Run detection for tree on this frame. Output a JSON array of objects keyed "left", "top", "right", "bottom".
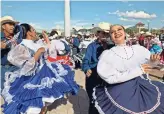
[
  {"left": 151, "top": 29, "right": 161, "bottom": 35},
  {"left": 140, "top": 28, "right": 148, "bottom": 32},
  {"left": 125, "top": 27, "right": 138, "bottom": 35},
  {"left": 125, "top": 28, "right": 132, "bottom": 35}
]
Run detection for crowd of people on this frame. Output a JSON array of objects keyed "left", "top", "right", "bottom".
[{"left": 1, "top": 16, "right": 164, "bottom": 114}]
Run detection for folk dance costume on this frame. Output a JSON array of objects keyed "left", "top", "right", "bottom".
[
  {"left": 93, "top": 45, "right": 164, "bottom": 114},
  {"left": 2, "top": 39, "right": 79, "bottom": 114},
  {"left": 47, "top": 39, "right": 75, "bottom": 68}
]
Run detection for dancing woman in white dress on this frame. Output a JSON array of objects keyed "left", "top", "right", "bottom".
[{"left": 93, "top": 24, "right": 164, "bottom": 114}]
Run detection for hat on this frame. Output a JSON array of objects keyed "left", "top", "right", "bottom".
[
  {"left": 97, "top": 29, "right": 106, "bottom": 33},
  {"left": 145, "top": 32, "right": 152, "bottom": 37},
  {"left": 78, "top": 32, "right": 83, "bottom": 35},
  {"left": 140, "top": 31, "right": 145, "bottom": 34},
  {"left": 0, "top": 16, "right": 19, "bottom": 25},
  {"left": 104, "top": 30, "right": 110, "bottom": 33}
]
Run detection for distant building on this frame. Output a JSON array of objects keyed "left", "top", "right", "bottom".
[{"left": 135, "top": 22, "right": 145, "bottom": 33}]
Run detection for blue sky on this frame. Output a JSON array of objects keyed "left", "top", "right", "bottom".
[{"left": 1, "top": 1, "right": 164, "bottom": 32}]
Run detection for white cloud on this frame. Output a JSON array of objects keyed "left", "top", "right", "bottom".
[
  {"left": 54, "top": 21, "right": 64, "bottom": 25},
  {"left": 123, "top": 25, "right": 133, "bottom": 29},
  {"left": 53, "top": 19, "right": 92, "bottom": 30},
  {"left": 109, "top": 10, "right": 120, "bottom": 15},
  {"left": 119, "top": 17, "right": 138, "bottom": 22},
  {"left": 72, "top": 20, "right": 91, "bottom": 26},
  {"left": 128, "top": 4, "right": 133, "bottom": 7},
  {"left": 7, "top": 5, "right": 12, "bottom": 8},
  {"left": 29, "top": 22, "right": 50, "bottom": 32},
  {"left": 147, "top": 20, "right": 150, "bottom": 22},
  {"left": 28, "top": 20, "right": 92, "bottom": 33},
  {"left": 109, "top": 10, "right": 157, "bottom": 19},
  {"left": 121, "top": 0, "right": 128, "bottom": 3},
  {"left": 94, "top": 18, "right": 100, "bottom": 21},
  {"left": 4, "top": 5, "right": 13, "bottom": 8},
  {"left": 54, "top": 20, "right": 88, "bottom": 26},
  {"left": 162, "top": 20, "right": 164, "bottom": 22},
  {"left": 152, "top": 27, "right": 159, "bottom": 30},
  {"left": 29, "top": 23, "right": 43, "bottom": 29}
]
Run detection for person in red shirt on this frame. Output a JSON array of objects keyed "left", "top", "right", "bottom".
[{"left": 138, "top": 34, "right": 145, "bottom": 46}]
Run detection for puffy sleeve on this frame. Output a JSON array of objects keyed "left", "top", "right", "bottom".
[
  {"left": 47, "top": 40, "right": 65, "bottom": 58},
  {"left": 7, "top": 45, "right": 36, "bottom": 75},
  {"left": 52, "top": 40, "right": 65, "bottom": 51},
  {"left": 135, "top": 45, "right": 151, "bottom": 60},
  {"left": 134, "top": 45, "right": 160, "bottom": 67},
  {"left": 97, "top": 50, "right": 144, "bottom": 84}
]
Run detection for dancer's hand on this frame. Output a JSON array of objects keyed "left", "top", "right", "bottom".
[
  {"left": 42, "top": 30, "right": 50, "bottom": 44},
  {"left": 1, "top": 41, "right": 6, "bottom": 49},
  {"left": 37, "top": 47, "right": 45, "bottom": 53},
  {"left": 150, "top": 54, "right": 161, "bottom": 62},
  {"left": 42, "top": 30, "right": 48, "bottom": 39},
  {"left": 86, "top": 69, "right": 92, "bottom": 77},
  {"left": 141, "top": 64, "right": 153, "bottom": 74},
  {"left": 34, "top": 47, "right": 45, "bottom": 62}
]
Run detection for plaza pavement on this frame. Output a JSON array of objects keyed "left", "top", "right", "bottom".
[{"left": 1, "top": 69, "right": 164, "bottom": 114}]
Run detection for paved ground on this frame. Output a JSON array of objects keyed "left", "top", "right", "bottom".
[
  {"left": 46, "top": 69, "right": 89, "bottom": 114},
  {"left": 0, "top": 69, "right": 89, "bottom": 114},
  {"left": 1, "top": 69, "right": 164, "bottom": 114}
]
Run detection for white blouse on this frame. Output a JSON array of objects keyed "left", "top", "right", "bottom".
[
  {"left": 50, "top": 40, "right": 65, "bottom": 56},
  {"left": 7, "top": 39, "right": 55, "bottom": 76},
  {"left": 97, "top": 45, "right": 151, "bottom": 84}
]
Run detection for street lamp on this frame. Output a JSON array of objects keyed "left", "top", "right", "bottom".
[{"left": 147, "top": 20, "right": 150, "bottom": 32}]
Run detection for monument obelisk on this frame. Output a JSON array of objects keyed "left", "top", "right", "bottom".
[{"left": 64, "top": 0, "right": 71, "bottom": 37}]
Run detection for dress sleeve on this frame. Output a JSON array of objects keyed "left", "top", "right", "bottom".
[
  {"left": 135, "top": 45, "right": 160, "bottom": 67},
  {"left": 137, "top": 45, "right": 151, "bottom": 60},
  {"left": 7, "top": 45, "right": 36, "bottom": 75},
  {"left": 97, "top": 50, "right": 144, "bottom": 84}
]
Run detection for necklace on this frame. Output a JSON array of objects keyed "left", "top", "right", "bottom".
[{"left": 111, "top": 46, "right": 134, "bottom": 60}]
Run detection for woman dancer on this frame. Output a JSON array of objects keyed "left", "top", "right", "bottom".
[
  {"left": 2, "top": 23, "right": 79, "bottom": 114},
  {"left": 93, "top": 24, "right": 164, "bottom": 114}
]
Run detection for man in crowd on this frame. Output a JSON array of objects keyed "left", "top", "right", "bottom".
[
  {"left": 72, "top": 34, "right": 81, "bottom": 53},
  {"left": 1, "top": 16, "right": 19, "bottom": 91},
  {"left": 72, "top": 34, "right": 82, "bottom": 69},
  {"left": 82, "top": 30, "right": 114, "bottom": 114},
  {"left": 138, "top": 33, "right": 145, "bottom": 46}
]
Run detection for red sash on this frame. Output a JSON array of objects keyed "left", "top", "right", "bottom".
[{"left": 47, "top": 55, "right": 74, "bottom": 66}]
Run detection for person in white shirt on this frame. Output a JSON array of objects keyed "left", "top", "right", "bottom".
[{"left": 93, "top": 24, "right": 164, "bottom": 114}]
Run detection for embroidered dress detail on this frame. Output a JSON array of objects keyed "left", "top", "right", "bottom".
[
  {"left": 1, "top": 41, "right": 79, "bottom": 114},
  {"left": 93, "top": 45, "right": 164, "bottom": 114}
]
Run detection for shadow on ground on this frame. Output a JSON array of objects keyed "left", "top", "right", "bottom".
[{"left": 47, "top": 86, "right": 89, "bottom": 114}]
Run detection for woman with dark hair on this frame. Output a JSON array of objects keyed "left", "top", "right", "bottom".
[
  {"left": 49, "top": 30, "right": 58, "bottom": 40},
  {"left": 93, "top": 24, "right": 164, "bottom": 114},
  {"left": 1, "top": 23, "right": 79, "bottom": 114}
]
